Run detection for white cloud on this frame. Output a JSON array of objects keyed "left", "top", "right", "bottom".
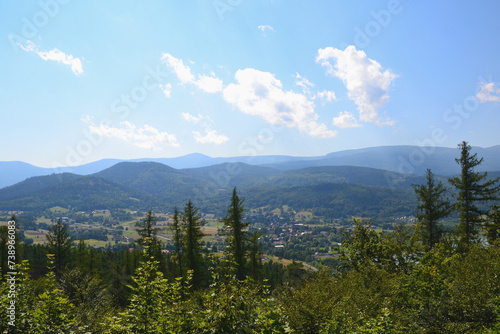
[
  {"left": 161, "top": 53, "right": 223, "bottom": 93},
  {"left": 476, "top": 82, "right": 500, "bottom": 103},
  {"left": 258, "top": 25, "right": 275, "bottom": 32},
  {"left": 332, "top": 111, "right": 361, "bottom": 128},
  {"left": 196, "top": 74, "right": 224, "bottom": 93},
  {"left": 316, "top": 45, "right": 396, "bottom": 125},
  {"left": 159, "top": 83, "right": 172, "bottom": 98},
  {"left": 88, "top": 121, "right": 179, "bottom": 150},
  {"left": 193, "top": 128, "right": 229, "bottom": 145},
  {"left": 223, "top": 68, "right": 336, "bottom": 138},
  {"left": 19, "top": 40, "right": 83, "bottom": 76},
  {"left": 80, "top": 114, "right": 94, "bottom": 124},
  {"left": 161, "top": 53, "right": 194, "bottom": 84},
  {"left": 296, "top": 73, "right": 336, "bottom": 103},
  {"left": 181, "top": 112, "right": 203, "bottom": 123},
  {"left": 315, "top": 90, "right": 336, "bottom": 102},
  {"left": 295, "top": 73, "right": 314, "bottom": 90}
]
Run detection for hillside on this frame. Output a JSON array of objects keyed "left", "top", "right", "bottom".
[
  {"left": 0, "top": 175, "right": 158, "bottom": 211},
  {"left": 0, "top": 162, "right": 428, "bottom": 218},
  {"left": 2, "top": 145, "right": 500, "bottom": 189}
]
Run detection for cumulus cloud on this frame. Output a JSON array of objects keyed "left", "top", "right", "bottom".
[
  {"left": 193, "top": 128, "right": 229, "bottom": 145},
  {"left": 88, "top": 121, "right": 179, "bottom": 150},
  {"left": 223, "top": 68, "right": 336, "bottom": 138},
  {"left": 332, "top": 111, "right": 361, "bottom": 128},
  {"left": 316, "top": 45, "right": 396, "bottom": 125},
  {"left": 258, "top": 25, "right": 275, "bottom": 32},
  {"left": 476, "top": 82, "right": 500, "bottom": 103},
  {"left": 19, "top": 40, "right": 83, "bottom": 75},
  {"left": 196, "top": 73, "right": 224, "bottom": 93},
  {"left": 159, "top": 83, "right": 172, "bottom": 98},
  {"left": 161, "top": 53, "right": 223, "bottom": 93}
]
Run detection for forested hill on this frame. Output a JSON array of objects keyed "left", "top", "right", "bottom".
[
  {"left": 0, "top": 161, "right": 430, "bottom": 217},
  {"left": 3, "top": 145, "right": 500, "bottom": 189}
]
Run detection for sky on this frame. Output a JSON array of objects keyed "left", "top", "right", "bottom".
[{"left": 1, "top": 0, "right": 500, "bottom": 168}]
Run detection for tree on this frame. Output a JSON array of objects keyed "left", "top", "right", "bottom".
[
  {"left": 170, "top": 207, "right": 184, "bottom": 277},
  {"left": 248, "top": 231, "right": 263, "bottom": 280},
  {"left": 222, "top": 188, "right": 249, "bottom": 280},
  {"left": 413, "top": 169, "right": 452, "bottom": 249},
  {"left": 182, "top": 200, "right": 205, "bottom": 289},
  {"left": 449, "top": 141, "right": 500, "bottom": 246},
  {"left": 46, "top": 218, "right": 73, "bottom": 275},
  {"left": 484, "top": 205, "right": 500, "bottom": 245},
  {"left": 340, "top": 220, "right": 383, "bottom": 270},
  {"left": 32, "top": 254, "right": 76, "bottom": 332},
  {"left": 136, "top": 210, "right": 159, "bottom": 250}
]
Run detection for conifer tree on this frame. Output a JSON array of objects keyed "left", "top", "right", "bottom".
[
  {"left": 248, "top": 231, "right": 263, "bottom": 280},
  {"left": 484, "top": 205, "right": 500, "bottom": 245},
  {"left": 170, "top": 207, "right": 184, "bottom": 277},
  {"left": 46, "top": 218, "right": 73, "bottom": 275},
  {"left": 182, "top": 200, "right": 205, "bottom": 289},
  {"left": 413, "top": 169, "right": 452, "bottom": 249},
  {"left": 136, "top": 210, "right": 165, "bottom": 265},
  {"left": 449, "top": 141, "right": 500, "bottom": 246},
  {"left": 223, "top": 188, "right": 249, "bottom": 280}
]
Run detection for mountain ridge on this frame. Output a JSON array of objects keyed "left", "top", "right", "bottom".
[{"left": 2, "top": 145, "right": 500, "bottom": 189}]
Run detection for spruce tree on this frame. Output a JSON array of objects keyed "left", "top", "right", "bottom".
[
  {"left": 449, "top": 141, "right": 500, "bottom": 246},
  {"left": 223, "top": 188, "right": 249, "bottom": 280},
  {"left": 413, "top": 169, "right": 452, "bottom": 249},
  {"left": 135, "top": 210, "right": 162, "bottom": 261},
  {"left": 182, "top": 200, "right": 204, "bottom": 289},
  {"left": 170, "top": 207, "right": 184, "bottom": 277},
  {"left": 46, "top": 218, "right": 73, "bottom": 275},
  {"left": 484, "top": 205, "right": 500, "bottom": 245}
]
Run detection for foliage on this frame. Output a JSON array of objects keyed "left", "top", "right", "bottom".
[
  {"left": 449, "top": 141, "right": 500, "bottom": 246},
  {"left": 222, "top": 187, "right": 249, "bottom": 280},
  {"left": 413, "top": 169, "right": 453, "bottom": 249},
  {"left": 484, "top": 205, "right": 500, "bottom": 245},
  {"left": 182, "top": 200, "right": 205, "bottom": 289},
  {"left": 46, "top": 219, "right": 73, "bottom": 275}
]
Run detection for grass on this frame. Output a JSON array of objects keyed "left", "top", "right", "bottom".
[
  {"left": 49, "top": 206, "right": 69, "bottom": 213},
  {"left": 295, "top": 211, "right": 313, "bottom": 220}
]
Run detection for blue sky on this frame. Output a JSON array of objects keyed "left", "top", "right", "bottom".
[{"left": 1, "top": 0, "right": 500, "bottom": 168}]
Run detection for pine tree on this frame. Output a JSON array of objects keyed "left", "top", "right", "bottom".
[
  {"left": 182, "top": 200, "right": 205, "bottom": 289},
  {"left": 413, "top": 169, "right": 452, "bottom": 249},
  {"left": 248, "top": 231, "right": 263, "bottom": 280},
  {"left": 46, "top": 218, "right": 73, "bottom": 275},
  {"left": 223, "top": 188, "right": 249, "bottom": 280},
  {"left": 449, "top": 141, "right": 500, "bottom": 246},
  {"left": 136, "top": 210, "right": 164, "bottom": 264},
  {"left": 170, "top": 207, "right": 184, "bottom": 277}
]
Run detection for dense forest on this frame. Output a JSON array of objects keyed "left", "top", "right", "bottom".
[{"left": 1, "top": 141, "right": 500, "bottom": 333}]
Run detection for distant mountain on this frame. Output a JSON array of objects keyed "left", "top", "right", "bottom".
[
  {"left": 184, "top": 163, "right": 282, "bottom": 189},
  {"left": 0, "top": 173, "right": 82, "bottom": 202},
  {"left": 0, "top": 162, "right": 430, "bottom": 217},
  {"left": 0, "top": 162, "right": 54, "bottom": 189},
  {"left": 269, "top": 166, "right": 426, "bottom": 188},
  {"left": 0, "top": 174, "right": 158, "bottom": 211},
  {"left": 264, "top": 145, "right": 500, "bottom": 175},
  {"left": 93, "top": 161, "right": 206, "bottom": 198},
  {"left": 2, "top": 144, "right": 500, "bottom": 191},
  {"left": 242, "top": 182, "right": 416, "bottom": 219}
]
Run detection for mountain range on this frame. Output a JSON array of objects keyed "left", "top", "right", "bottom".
[
  {"left": 1, "top": 145, "right": 499, "bottom": 219},
  {"left": 2, "top": 145, "right": 500, "bottom": 190}
]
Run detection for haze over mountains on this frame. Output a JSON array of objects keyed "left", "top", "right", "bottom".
[
  {"left": 1, "top": 145, "right": 499, "bottom": 218},
  {"left": 2, "top": 145, "right": 500, "bottom": 190}
]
